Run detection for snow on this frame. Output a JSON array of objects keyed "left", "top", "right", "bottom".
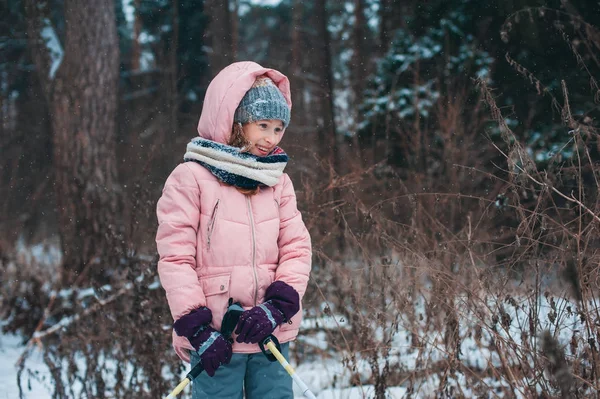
[
  {"left": 1, "top": 316, "right": 411, "bottom": 398},
  {"left": 318, "top": 386, "right": 408, "bottom": 398},
  {"left": 0, "top": 333, "right": 54, "bottom": 399},
  {"left": 2, "top": 293, "right": 594, "bottom": 398},
  {"left": 40, "top": 21, "right": 63, "bottom": 79},
  {"left": 140, "top": 49, "right": 155, "bottom": 71},
  {"left": 239, "top": 0, "right": 283, "bottom": 16},
  {"left": 15, "top": 237, "right": 62, "bottom": 270},
  {"left": 249, "top": 0, "right": 282, "bottom": 6},
  {"left": 121, "top": 0, "right": 134, "bottom": 26}
]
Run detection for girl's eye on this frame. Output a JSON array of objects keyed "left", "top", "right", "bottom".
[
  {"left": 259, "top": 123, "right": 268, "bottom": 129},
  {"left": 275, "top": 128, "right": 282, "bottom": 133}
]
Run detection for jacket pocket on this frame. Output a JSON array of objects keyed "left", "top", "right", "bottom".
[
  {"left": 207, "top": 199, "right": 220, "bottom": 249},
  {"left": 202, "top": 273, "right": 230, "bottom": 297},
  {"left": 201, "top": 273, "right": 231, "bottom": 330}
]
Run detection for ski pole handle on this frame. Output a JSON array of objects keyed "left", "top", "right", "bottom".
[
  {"left": 163, "top": 354, "right": 205, "bottom": 398},
  {"left": 263, "top": 337, "right": 317, "bottom": 399},
  {"left": 163, "top": 377, "right": 190, "bottom": 399}
]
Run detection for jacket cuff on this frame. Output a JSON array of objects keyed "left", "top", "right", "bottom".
[
  {"left": 173, "top": 306, "right": 213, "bottom": 339},
  {"left": 264, "top": 280, "right": 300, "bottom": 322}
]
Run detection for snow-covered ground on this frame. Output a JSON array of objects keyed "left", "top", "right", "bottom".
[
  {"left": 0, "top": 326, "right": 513, "bottom": 398},
  {"left": 2, "top": 294, "right": 592, "bottom": 398},
  {"left": 0, "top": 332, "right": 408, "bottom": 399},
  {"left": 1, "top": 333, "right": 55, "bottom": 399},
  {"left": 0, "top": 330, "right": 372, "bottom": 399}
]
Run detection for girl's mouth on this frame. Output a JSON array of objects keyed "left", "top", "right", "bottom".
[{"left": 256, "top": 145, "right": 270, "bottom": 155}]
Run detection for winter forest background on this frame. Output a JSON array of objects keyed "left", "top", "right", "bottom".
[{"left": 2, "top": 0, "right": 600, "bottom": 398}]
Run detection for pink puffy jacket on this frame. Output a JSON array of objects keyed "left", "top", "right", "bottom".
[{"left": 156, "top": 62, "right": 312, "bottom": 363}]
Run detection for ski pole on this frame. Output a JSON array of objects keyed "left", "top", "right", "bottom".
[
  {"left": 164, "top": 372, "right": 196, "bottom": 399},
  {"left": 164, "top": 300, "right": 245, "bottom": 399},
  {"left": 164, "top": 346, "right": 207, "bottom": 399},
  {"left": 261, "top": 336, "right": 317, "bottom": 399}
]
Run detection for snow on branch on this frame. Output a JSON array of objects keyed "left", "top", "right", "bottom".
[
  {"left": 32, "top": 283, "right": 133, "bottom": 341},
  {"left": 40, "top": 19, "right": 63, "bottom": 79},
  {"left": 16, "top": 275, "right": 161, "bottom": 368}
]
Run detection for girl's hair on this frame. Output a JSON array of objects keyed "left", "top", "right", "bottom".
[{"left": 228, "top": 123, "right": 260, "bottom": 196}]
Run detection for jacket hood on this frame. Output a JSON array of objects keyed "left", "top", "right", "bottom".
[{"left": 197, "top": 61, "right": 292, "bottom": 144}]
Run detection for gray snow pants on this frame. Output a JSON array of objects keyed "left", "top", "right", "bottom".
[{"left": 189, "top": 342, "right": 293, "bottom": 399}]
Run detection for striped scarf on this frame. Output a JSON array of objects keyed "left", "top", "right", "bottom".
[{"left": 183, "top": 137, "right": 289, "bottom": 189}]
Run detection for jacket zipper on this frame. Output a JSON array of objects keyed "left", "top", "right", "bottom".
[
  {"left": 207, "top": 199, "right": 220, "bottom": 249},
  {"left": 246, "top": 196, "right": 259, "bottom": 306}
]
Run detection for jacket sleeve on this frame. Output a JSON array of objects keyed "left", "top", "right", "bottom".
[
  {"left": 275, "top": 174, "right": 312, "bottom": 299},
  {"left": 156, "top": 163, "right": 206, "bottom": 320}
]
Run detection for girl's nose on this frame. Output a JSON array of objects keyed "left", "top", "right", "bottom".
[{"left": 264, "top": 132, "right": 275, "bottom": 145}]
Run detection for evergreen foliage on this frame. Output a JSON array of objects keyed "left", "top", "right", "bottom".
[{"left": 359, "top": 7, "right": 493, "bottom": 165}]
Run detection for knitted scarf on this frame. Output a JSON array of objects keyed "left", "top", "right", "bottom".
[{"left": 183, "top": 137, "right": 289, "bottom": 189}]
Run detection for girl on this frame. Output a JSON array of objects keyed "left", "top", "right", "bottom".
[{"left": 156, "top": 61, "right": 312, "bottom": 399}]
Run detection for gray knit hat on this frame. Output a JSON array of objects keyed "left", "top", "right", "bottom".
[{"left": 234, "top": 76, "right": 291, "bottom": 128}]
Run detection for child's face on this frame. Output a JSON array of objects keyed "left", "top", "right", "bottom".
[{"left": 242, "top": 119, "right": 284, "bottom": 156}]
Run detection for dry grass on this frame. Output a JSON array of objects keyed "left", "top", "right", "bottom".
[{"left": 291, "top": 48, "right": 600, "bottom": 396}]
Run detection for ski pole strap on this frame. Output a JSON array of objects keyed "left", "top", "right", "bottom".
[
  {"left": 186, "top": 360, "right": 205, "bottom": 381},
  {"left": 262, "top": 337, "right": 317, "bottom": 399},
  {"left": 258, "top": 334, "right": 281, "bottom": 362}
]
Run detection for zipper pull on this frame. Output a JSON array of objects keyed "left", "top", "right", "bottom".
[{"left": 207, "top": 199, "right": 220, "bottom": 249}]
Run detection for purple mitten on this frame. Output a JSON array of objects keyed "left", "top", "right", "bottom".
[
  {"left": 190, "top": 326, "right": 233, "bottom": 376},
  {"left": 235, "top": 281, "right": 300, "bottom": 344},
  {"left": 234, "top": 301, "right": 284, "bottom": 344},
  {"left": 173, "top": 308, "right": 232, "bottom": 376}
]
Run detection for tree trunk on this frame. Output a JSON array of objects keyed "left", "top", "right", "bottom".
[
  {"left": 231, "top": 0, "right": 239, "bottom": 60},
  {"left": 131, "top": 0, "right": 142, "bottom": 70},
  {"left": 315, "top": 0, "right": 345, "bottom": 253},
  {"left": 314, "top": 0, "right": 337, "bottom": 167},
  {"left": 379, "top": 0, "right": 391, "bottom": 56},
  {"left": 169, "top": 0, "right": 179, "bottom": 135},
  {"left": 204, "top": 0, "right": 234, "bottom": 75},
  {"left": 351, "top": 0, "right": 367, "bottom": 161},
  {"left": 25, "top": 0, "right": 123, "bottom": 285},
  {"left": 290, "top": 0, "right": 304, "bottom": 122},
  {"left": 352, "top": 0, "right": 367, "bottom": 106}
]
